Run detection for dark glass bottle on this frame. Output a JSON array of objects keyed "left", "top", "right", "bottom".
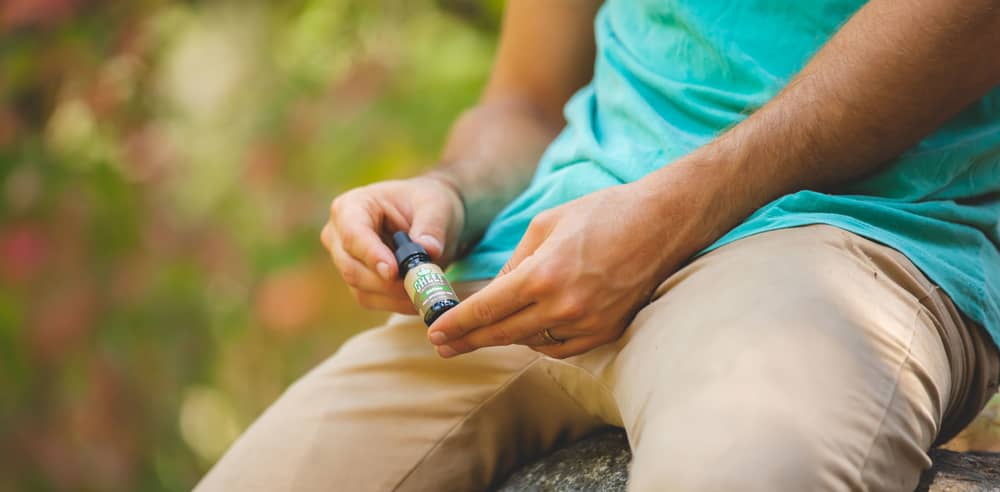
[{"left": 393, "top": 231, "right": 460, "bottom": 326}]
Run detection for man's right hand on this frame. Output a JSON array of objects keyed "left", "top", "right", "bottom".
[
  {"left": 321, "top": 0, "right": 601, "bottom": 313},
  {"left": 321, "top": 176, "right": 464, "bottom": 313}
]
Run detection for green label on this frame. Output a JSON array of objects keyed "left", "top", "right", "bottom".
[{"left": 403, "top": 264, "right": 459, "bottom": 318}]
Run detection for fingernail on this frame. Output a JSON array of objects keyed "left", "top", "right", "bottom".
[
  {"left": 437, "top": 345, "right": 457, "bottom": 358},
  {"left": 376, "top": 261, "right": 392, "bottom": 280},
  {"left": 419, "top": 235, "right": 443, "bottom": 255},
  {"left": 428, "top": 331, "right": 447, "bottom": 345}
]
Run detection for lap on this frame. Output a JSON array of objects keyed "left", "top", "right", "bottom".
[
  {"left": 198, "top": 314, "right": 603, "bottom": 492},
  {"left": 565, "top": 224, "right": 989, "bottom": 491},
  {"left": 200, "top": 224, "right": 996, "bottom": 492}
]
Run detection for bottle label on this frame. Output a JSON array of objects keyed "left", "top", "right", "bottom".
[{"left": 403, "top": 263, "right": 460, "bottom": 319}]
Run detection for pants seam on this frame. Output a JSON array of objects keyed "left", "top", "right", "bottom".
[
  {"left": 390, "top": 354, "right": 543, "bottom": 491},
  {"left": 548, "top": 357, "right": 619, "bottom": 413},
  {"left": 856, "top": 306, "right": 924, "bottom": 486},
  {"left": 285, "top": 367, "right": 352, "bottom": 491},
  {"left": 539, "top": 358, "right": 616, "bottom": 428}
]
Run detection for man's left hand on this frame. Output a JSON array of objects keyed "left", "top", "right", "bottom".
[{"left": 426, "top": 171, "right": 717, "bottom": 359}]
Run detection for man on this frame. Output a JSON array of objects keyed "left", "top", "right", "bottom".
[{"left": 199, "top": 0, "right": 1000, "bottom": 490}]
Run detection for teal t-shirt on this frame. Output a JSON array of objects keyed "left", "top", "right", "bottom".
[{"left": 449, "top": 0, "right": 1000, "bottom": 348}]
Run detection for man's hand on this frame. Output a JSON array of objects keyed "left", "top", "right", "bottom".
[
  {"left": 426, "top": 165, "right": 719, "bottom": 359},
  {"left": 320, "top": 0, "right": 601, "bottom": 315},
  {"left": 321, "top": 176, "right": 464, "bottom": 313},
  {"left": 424, "top": 0, "right": 1000, "bottom": 359}
]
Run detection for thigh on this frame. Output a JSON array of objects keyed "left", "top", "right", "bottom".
[
  {"left": 570, "top": 225, "right": 979, "bottom": 491},
  {"left": 197, "top": 314, "right": 603, "bottom": 492}
]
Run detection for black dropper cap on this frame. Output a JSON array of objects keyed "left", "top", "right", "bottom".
[{"left": 392, "top": 231, "right": 428, "bottom": 268}]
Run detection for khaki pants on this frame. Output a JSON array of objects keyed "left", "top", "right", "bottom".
[{"left": 197, "top": 225, "right": 999, "bottom": 491}]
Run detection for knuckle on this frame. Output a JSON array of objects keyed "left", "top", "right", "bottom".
[
  {"left": 537, "top": 208, "right": 557, "bottom": 223},
  {"left": 472, "top": 301, "right": 497, "bottom": 324},
  {"left": 489, "top": 326, "right": 512, "bottom": 346},
  {"left": 338, "top": 227, "right": 357, "bottom": 252},
  {"left": 528, "top": 212, "right": 551, "bottom": 231},
  {"left": 525, "top": 265, "right": 560, "bottom": 296},
  {"left": 524, "top": 277, "right": 551, "bottom": 298},
  {"left": 331, "top": 189, "right": 374, "bottom": 219},
  {"left": 552, "top": 296, "right": 587, "bottom": 322},
  {"left": 319, "top": 223, "right": 332, "bottom": 248},
  {"left": 339, "top": 264, "right": 362, "bottom": 287},
  {"left": 330, "top": 193, "right": 349, "bottom": 215}
]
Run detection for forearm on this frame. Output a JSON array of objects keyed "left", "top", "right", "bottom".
[
  {"left": 425, "top": 97, "right": 562, "bottom": 245},
  {"left": 421, "top": 0, "right": 600, "bottom": 248},
  {"left": 646, "top": 0, "right": 1000, "bottom": 242}
]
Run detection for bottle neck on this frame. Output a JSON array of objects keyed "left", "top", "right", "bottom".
[{"left": 398, "top": 252, "right": 431, "bottom": 278}]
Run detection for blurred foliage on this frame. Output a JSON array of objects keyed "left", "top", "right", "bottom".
[
  {"left": 0, "top": 0, "right": 499, "bottom": 490},
  {"left": 1, "top": 0, "right": 998, "bottom": 491}
]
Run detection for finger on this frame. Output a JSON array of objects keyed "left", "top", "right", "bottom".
[
  {"left": 498, "top": 214, "right": 552, "bottom": 277},
  {"left": 439, "top": 304, "right": 551, "bottom": 355},
  {"left": 329, "top": 235, "right": 400, "bottom": 293},
  {"left": 408, "top": 203, "right": 450, "bottom": 260},
  {"left": 515, "top": 332, "right": 550, "bottom": 347},
  {"left": 326, "top": 229, "right": 412, "bottom": 311},
  {"left": 331, "top": 199, "right": 398, "bottom": 281},
  {"left": 427, "top": 269, "right": 532, "bottom": 345},
  {"left": 516, "top": 326, "right": 573, "bottom": 347},
  {"left": 320, "top": 222, "right": 336, "bottom": 252},
  {"left": 353, "top": 291, "right": 417, "bottom": 314},
  {"left": 531, "top": 334, "right": 606, "bottom": 359}
]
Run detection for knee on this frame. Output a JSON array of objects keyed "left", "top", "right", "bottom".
[{"left": 627, "top": 417, "right": 851, "bottom": 492}]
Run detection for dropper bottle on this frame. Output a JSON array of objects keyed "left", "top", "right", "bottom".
[{"left": 392, "top": 231, "right": 460, "bottom": 326}]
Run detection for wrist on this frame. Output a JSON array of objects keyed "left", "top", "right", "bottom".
[
  {"left": 418, "top": 171, "right": 478, "bottom": 257},
  {"left": 636, "top": 150, "right": 756, "bottom": 253},
  {"left": 420, "top": 171, "right": 466, "bottom": 217}
]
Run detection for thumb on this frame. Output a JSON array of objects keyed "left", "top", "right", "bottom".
[{"left": 409, "top": 204, "right": 450, "bottom": 260}]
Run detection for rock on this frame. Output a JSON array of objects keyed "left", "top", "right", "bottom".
[
  {"left": 496, "top": 430, "right": 630, "bottom": 492},
  {"left": 918, "top": 450, "right": 1000, "bottom": 492},
  {"left": 497, "top": 428, "right": 1000, "bottom": 492}
]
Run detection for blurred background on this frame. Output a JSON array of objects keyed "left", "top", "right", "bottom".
[
  {"left": 0, "top": 0, "right": 997, "bottom": 490},
  {"left": 1, "top": 0, "right": 499, "bottom": 489}
]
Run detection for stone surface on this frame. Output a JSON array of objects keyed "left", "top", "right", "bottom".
[
  {"left": 918, "top": 450, "right": 1000, "bottom": 492},
  {"left": 496, "top": 429, "right": 1000, "bottom": 492},
  {"left": 496, "top": 430, "right": 630, "bottom": 492}
]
